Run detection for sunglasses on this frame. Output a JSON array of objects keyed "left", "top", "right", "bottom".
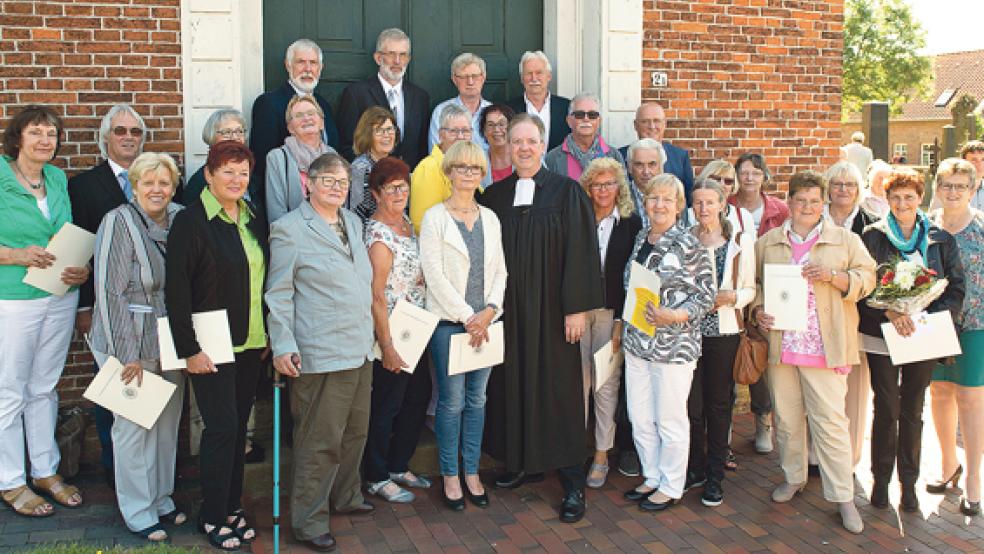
[
  {"left": 571, "top": 110, "right": 600, "bottom": 120},
  {"left": 112, "top": 126, "right": 144, "bottom": 138}
]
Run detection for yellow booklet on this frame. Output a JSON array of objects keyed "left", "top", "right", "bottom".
[{"left": 622, "top": 261, "right": 662, "bottom": 337}]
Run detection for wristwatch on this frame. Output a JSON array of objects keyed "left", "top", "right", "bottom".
[{"left": 829, "top": 269, "right": 838, "bottom": 282}]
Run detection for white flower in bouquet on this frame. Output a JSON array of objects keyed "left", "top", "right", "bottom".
[{"left": 893, "top": 260, "right": 921, "bottom": 290}]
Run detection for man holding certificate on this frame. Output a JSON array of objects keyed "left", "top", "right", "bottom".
[
  {"left": 751, "top": 171, "right": 875, "bottom": 534},
  {"left": 420, "top": 141, "right": 507, "bottom": 511},
  {"left": 858, "top": 168, "right": 965, "bottom": 514},
  {"left": 479, "top": 114, "right": 603, "bottom": 523}
]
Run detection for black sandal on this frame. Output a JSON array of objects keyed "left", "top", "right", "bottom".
[
  {"left": 228, "top": 509, "right": 256, "bottom": 543},
  {"left": 134, "top": 522, "right": 168, "bottom": 542},
  {"left": 200, "top": 520, "right": 240, "bottom": 551},
  {"left": 160, "top": 508, "right": 187, "bottom": 525}
]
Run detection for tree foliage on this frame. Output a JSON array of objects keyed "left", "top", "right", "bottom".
[{"left": 842, "top": 0, "right": 932, "bottom": 118}]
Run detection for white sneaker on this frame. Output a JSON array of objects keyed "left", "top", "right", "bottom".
[
  {"left": 839, "top": 501, "right": 864, "bottom": 534},
  {"left": 367, "top": 480, "right": 415, "bottom": 503},
  {"left": 754, "top": 414, "right": 773, "bottom": 454}
]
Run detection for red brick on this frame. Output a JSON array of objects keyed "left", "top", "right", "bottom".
[{"left": 31, "top": 28, "right": 61, "bottom": 40}]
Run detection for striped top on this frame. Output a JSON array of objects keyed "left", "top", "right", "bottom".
[{"left": 89, "top": 200, "right": 182, "bottom": 366}]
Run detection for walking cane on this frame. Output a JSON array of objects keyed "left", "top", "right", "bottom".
[{"left": 272, "top": 370, "right": 284, "bottom": 554}]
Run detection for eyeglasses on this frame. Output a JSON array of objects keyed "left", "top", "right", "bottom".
[
  {"left": 830, "top": 181, "right": 858, "bottom": 190},
  {"left": 290, "top": 110, "right": 320, "bottom": 121},
  {"left": 381, "top": 183, "right": 409, "bottom": 195},
  {"left": 216, "top": 128, "right": 246, "bottom": 139},
  {"left": 939, "top": 182, "right": 973, "bottom": 191},
  {"left": 378, "top": 51, "right": 409, "bottom": 61},
  {"left": 486, "top": 121, "right": 508, "bottom": 130},
  {"left": 710, "top": 176, "right": 736, "bottom": 187},
  {"left": 454, "top": 73, "right": 484, "bottom": 82},
  {"left": 571, "top": 110, "right": 600, "bottom": 120},
  {"left": 112, "top": 126, "right": 144, "bottom": 138},
  {"left": 635, "top": 118, "right": 665, "bottom": 128},
  {"left": 645, "top": 195, "right": 675, "bottom": 205},
  {"left": 739, "top": 169, "right": 764, "bottom": 179},
  {"left": 441, "top": 127, "right": 472, "bottom": 137},
  {"left": 311, "top": 176, "right": 350, "bottom": 190},
  {"left": 373, "top": 126, "right": 397, "bottom": 136},
  {"left": 589, "top": 181, "right": 619, "bottom": 192},
  {"left": 791, "top": 198, "right": 823, "bottom": 208},
  {"left": 451, "top": 164, "right": 483, "bottom": 176}
]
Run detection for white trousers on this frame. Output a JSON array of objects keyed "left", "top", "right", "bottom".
[
  {"left": 0, "top": 291, "right": 78, "bottom": 490},
  {"left": 625, "top": 352, "right": 695, "bottom": 498},
  {"left": 113, "top": 361, "right": 185, "bottom": 531},
  {"left": 579, "top": 309, "right": 621, "bottom": 451}
]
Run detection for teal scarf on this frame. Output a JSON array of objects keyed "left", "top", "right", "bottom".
[{"left": 886, "top": 210, "right": 929, "bottom": 261}]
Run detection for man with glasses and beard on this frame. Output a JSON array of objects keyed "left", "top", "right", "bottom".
[
  {"left": 336, "top": 29, "right": 430, "bottom": 170},
  {"left": 250, "top": 39, "right": 340, "bottom": 184},
  {"left": 544, "top": 93, "right": 624, "bottom": 181}
]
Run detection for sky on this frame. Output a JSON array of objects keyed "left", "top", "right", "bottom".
[{"left": 906, "top": 0, "right": 984, "bottom": 55}]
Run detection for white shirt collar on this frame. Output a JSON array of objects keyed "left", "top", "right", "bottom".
[
  {"left": 523, "top": 93, "right": 551, "bottom": 113},
  {"left": 513, "top": 177, "right": 536, "bottom": 207},
  {"left": 822, "top": 203, "right": 860, "bottom": 229},
  {"left": 289, "top": 80, "right": 312, "bottom": 97},
  {"left": 599, "top": 207, "right": 620, "bottom": 225},
  {"left": 783, "top": 219, "right": 823, "bottom": 243},
  {"left": 107, "top": 158, "right": 127, "bottom": 178},
  {"left": 377, "top": 73, "right": 403, "bottom": 96}
]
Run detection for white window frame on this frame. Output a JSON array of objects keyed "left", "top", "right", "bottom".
[
  {"left": 893, "top": 143, "right": 907, "bottom": 158},
  {"left": 921, "top": 143, "right": 933, "bottom": 166}
]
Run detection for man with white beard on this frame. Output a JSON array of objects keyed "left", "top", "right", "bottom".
[
  {"left": 250, "top": 38, "right": 340, "bottom": 186},
  {"left": 336, "top": 28, "right": 430, "bottom": 169}
]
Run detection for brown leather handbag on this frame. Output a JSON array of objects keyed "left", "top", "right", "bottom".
[{"left": 729, "top": 233, "right": 768, "bottom": 385}]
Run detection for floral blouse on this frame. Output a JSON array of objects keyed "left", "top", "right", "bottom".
[
  {"left": 932, "top": 210, "right": 984, "bottom": 331},
  {"left": 622, "top": 222, "right": 716, "bottom": 364},
  {"left": 365, "top": 217, "right": 426, "bottom": 312}
]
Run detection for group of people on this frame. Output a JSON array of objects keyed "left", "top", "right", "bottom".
[{"left": 1, "top": 25, "right": 983, "bottom": 553}]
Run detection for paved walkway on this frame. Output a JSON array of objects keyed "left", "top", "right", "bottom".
[{"left": 2, "top": 410, "right": 983, "bottom": 552}]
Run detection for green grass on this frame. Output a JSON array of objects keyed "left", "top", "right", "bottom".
[{"left": 24, "top": 545, "right": 200, "bottom": 554}]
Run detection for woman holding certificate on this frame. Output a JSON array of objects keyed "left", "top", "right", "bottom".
[
  {"left": 926, "top": 158, "right": 983, "bottom": 515},
  {"left": 750, "top": 170, "right": 875, "bottom": 534},
  {"left": 622, "top": 174, "right": 715, "bottom": 512},
  {"left": 89, "top": 153, "right": 185, "bottom": 541},
  {"left": 0, "top": 106, "right": 87, "bottom": 518},
  {"left": 859, "top": 168, "right": 965, "bottom": 514},
  {"left": 362, "top": 157, "right": 432, "bottom": 505},
  {"left": 165, "top": 141, "right": 267, "bottom": 551},
  {"left": 420, "top": 141, "right": 507, "bottom": 511}
]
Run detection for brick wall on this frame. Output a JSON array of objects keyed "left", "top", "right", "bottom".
[
  {"left": 0, "top": 0, "right": 183, "bottom": 464},
  {"left": 643, "top": 0, "right": 844, "bottom": 196}
]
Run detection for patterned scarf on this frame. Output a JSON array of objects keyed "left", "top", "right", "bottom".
[
  {"left": 563, "top": 134, "right": 605, "bottom": 172},
  {"left": 283, "top": 135, "right": 331, "bottom": 173}
]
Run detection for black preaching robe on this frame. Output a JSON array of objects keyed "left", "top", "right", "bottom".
[{"left": 480, "top": 168, "right": 604, "bottom": 472}]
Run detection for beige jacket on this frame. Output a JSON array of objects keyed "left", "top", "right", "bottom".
[
  {"left": 751, "top": 223, "right": 876, "bottom": 368},
  {"left": 709, "top": 230, "right": 757, "bottom": 334}
]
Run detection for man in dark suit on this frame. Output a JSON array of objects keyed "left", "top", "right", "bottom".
[
  {"left": 68, "top": 103, "right": 148, "bottom": 488},
  {"left": 335, "top": 28, "right": 430, "bottom": 169},
  {"left": 506, "top": 51, "right": 571, "bottom": 151},
  {"left": 250, "top": 38, "right": 340, "bottom": 190},
  {"left": 618, "top": 102, "right": 695, "bottom": 205}
]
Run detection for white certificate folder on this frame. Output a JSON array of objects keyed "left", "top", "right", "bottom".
[
  {"left": 448, "top": 321, "right": 505, "bottom": 375},
  {"left": 372, "top": 299, "right": 440, "bottom": 373},
  {"left": 22, "top": 223, "right": 96, "bottom": 296},
  {"left": 764, "top": 263, "right": 809, "bottom": 331},
  {"left": 83, "top": 357, "right": 176, "bottom": 430},
  {"left": 881, "top": 311, "right": 961, "bottom": 365},
  {"left": 157, "top": 310, "right": 236, "bottom": 370}
]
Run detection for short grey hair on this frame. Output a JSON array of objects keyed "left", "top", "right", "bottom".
[
  {"left": 851, "top": 131, "right": 865, "bottom": 143},
  {"left": 201, "top": 109, "right": 248, "bottom": 146},
  {"left": 824, "top": 161, "right": 865, "bottom": 205},
  {"left": 285, "top": 38, "right": 322, "bottom": 65},
  {"left": 518, "top": 50, "right": 552, "bottom": 75},
  {"left": 450, "top": 52, "right": 486, "bottom": 77},
  {"left": 627, "top": 138, "right": 664, "bottom": 165},
  {"left": 376, "top": 28, "right": 411, "bottom": 54},
  {"left": 507, "top": 113, "right": 546, "bottom": 144},
  {"left": 568, "top": 92, "right": 601, "bottom": 115},
  {"left": 438, "top": 103, "right": 470, "bottom": 130},
  {"left": 98, "top": 103, "right": 146, "bottom": 160}
]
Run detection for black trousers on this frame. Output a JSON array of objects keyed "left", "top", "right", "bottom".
[
  {"left": 363, "top": 355, "right": 431, "bottom": 483},
  {"left": 557, "top": 464, "right": 585, "bottom": 494},
  {"left": 189, "top": 348, "right": 262, "bottom": 525},
  {"left": 867, "top": 353, "right": 935, "bottom": 485},
  {"left": 688, "top": 334, "right": 739, "bottom": 482},
  {"left": 749, "top": 378, "right": 772, "bottom": 416}
]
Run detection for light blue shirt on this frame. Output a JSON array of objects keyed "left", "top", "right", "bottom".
[{"left": 427, "top": 96, "right": 492, "bottom": 152}]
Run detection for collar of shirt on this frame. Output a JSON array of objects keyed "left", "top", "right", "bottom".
[
  {"left": 598, "top": 208, "right": 620, "bottom": 227},
  {"left": 783, "top": 218, "right": 823, "bottom": 244},
  {"left": 201, "top": 186, "right": 254, "bottom": 225},
  {"left": 289, "top": 80, "right": 312, "bottom": 97},
  {"left": 822, "top": 203, "right": 860, "bottom": 229},
  {"left": 107, "top": 158, "right": 127, "bottom": 179},
  {"left": 377, "top": 74, "right": 403, "bottom": 96},
  {"left": 513, "top": 177, "right": 536, "bottom": 206},
  {"left": 523, "top": 93, "right": 551, "bottom": 115}
]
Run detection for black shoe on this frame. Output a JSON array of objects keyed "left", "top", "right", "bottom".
[
  {"left": 900, "top": 483, "right": 919, "bottom": 513},
  {"left": 302, "top": 532, "right": 337, "bottom": 552},
  {"left": 618, "top": 451, "right": 641, "bottom": 477},
  {"left": 870, "top": 481, "right": 889, "bottom": 509},
  {"left": 960, "top": 497, "right": 981, "bottom": 516},
  {"left": 639, "top": 492, "right": 677, "bottom": 512},
  {"left": 442, "top": 490, "right": 465, "bottom": 512},
  {"left": 559, "top": 490, "right": 585, "bottom": 523},
  {"left": 494, "top": 471, "right": 544, "bottom": 489},
  {"left": 684, "top": 471, "right": 706, "bottom": 492},
  {"left": 926, "top": 465, "right": 962, "bottom": 494},
  {"left": 462, "top": 475, "right": 489, "bottom": 508},
  {"left": 701, "top": 479, "right": 723, "bottom": 507},
  {"left": 807, "top": 464, "right": 821, "bottom": 477},
  {"left": 244, "top": 443, "right": 265, "bottom": 465},
  {"left": 624, "top": 486, "right": 653, "bottom": 502}
]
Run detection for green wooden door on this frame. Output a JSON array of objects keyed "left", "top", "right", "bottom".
[{"left": 263, "top": 0, "right": 543, "bottom": 110}]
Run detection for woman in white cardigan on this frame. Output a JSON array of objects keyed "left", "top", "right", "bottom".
[
  {"left": 685, "top": 177, "right": 756, "bottom": 507},
  {"left": 419, "top": 141, "right": 507, "bottom": 512}
]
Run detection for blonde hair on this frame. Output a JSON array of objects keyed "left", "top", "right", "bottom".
[
  {"left": 441, "top": 141, "right": 488, "bottom": 177},
  {"left": 284, "top": 95, "right": 324, "bottom": 124},
  {"left": 641, "top": 174, "right": 686, "bottom": 215},
  {"left": 579, "top": 158, "right": 635, "bottom": 218},
  {"left": 823, "top": 161, "right": 864, "bottom": 205},
  {"left": 698, "top": 159, "right": 737, "bottom": 193},
  {"left": 127, "top": 152, "right": 180, "bottom": 188},
  {"left": 935, "top": 157, "right": 978, "bottom": 193}
]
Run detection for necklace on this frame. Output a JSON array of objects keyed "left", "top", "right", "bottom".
[
  {"left": 445, "top": 200, "right": 479, "bottom": 214},
  {"left": 12, "top": 161, "right": 43, "bottom": 190},
  {"left": 376, "top": 214, "right": 410, "bottom": 234}
]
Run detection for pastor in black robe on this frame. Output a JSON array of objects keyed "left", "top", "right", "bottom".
[{"left": 479, "top": 167, "right": 604, "bottom": 473}]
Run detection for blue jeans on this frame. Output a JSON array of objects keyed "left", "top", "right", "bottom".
[{"left": 430, "top": 322, "right": 492, "bottom": 476}]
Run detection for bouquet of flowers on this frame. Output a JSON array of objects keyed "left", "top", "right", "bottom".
[{"left": 866, "top": 257, "right": 948, "bottom": 314}]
